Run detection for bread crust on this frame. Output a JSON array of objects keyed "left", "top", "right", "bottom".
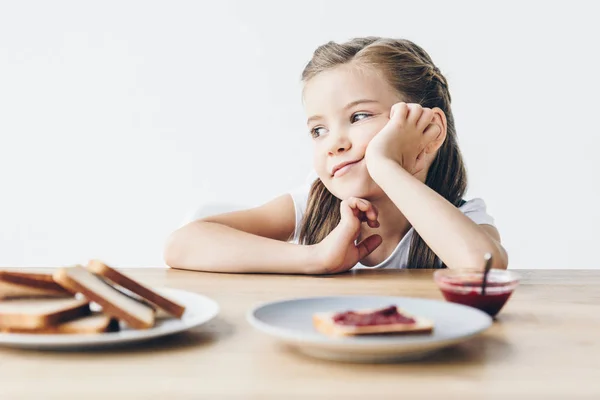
[
  {"left": 53, "top": 266, "right": 155, "bottom": 330},
  {"left": 2, "top": 313, "right": 119, "bottom": 334},
  {"left": 0, "top": 271, "right": 73, "bottom": 299},
  {"left": 87, "top": 260, "right": 185, "bottom": 318},
  {"left": 0, "top": 298, "right": 90, "bottom": 330}
]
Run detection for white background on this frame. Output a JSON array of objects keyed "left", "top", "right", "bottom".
[{"left": 1, "top": 0, "right": 598, "bottom": 268}]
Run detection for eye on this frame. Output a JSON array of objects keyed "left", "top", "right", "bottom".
[
  {"left": 310, "top": 126, "right": 327, "bottom": 139},
  {"left": 351, "top": 112, "right": 372, "bottom": 123}
]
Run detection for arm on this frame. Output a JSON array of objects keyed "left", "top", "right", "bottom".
[
  {"left": 368, "top": 158, "right": 508, "bottom": 270},
  {"left": 163, "top": 194, "right": 318, "bottom": 274},
  {"left": 365, "top": 102, "right": 508, "bottom": 270}
]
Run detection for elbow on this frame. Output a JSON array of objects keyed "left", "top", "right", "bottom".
[
  {"left": 163, "top": 230, "right": 185, "bottom": 269},
  {"left": 494, "top": 249, "right": 509, "bottom": 270},
  {"left": 466, "top": 243, "right": 509, "bottom": 270},
  {"left": 164, "top": 223, "right": 213, "bottom": 271},
  {"left": 488, "top": 240, "right": 509, "bottom": 270}
]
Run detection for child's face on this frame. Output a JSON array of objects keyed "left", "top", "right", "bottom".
[{"left": 303, "top": 64, "right": 402, "bottom": 201}]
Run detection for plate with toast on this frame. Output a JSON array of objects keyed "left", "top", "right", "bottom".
[
  {"left": 247, "top": 295, "right": 492, "bottom": 362},
  {"left": 0, "top": 261, "right": 219, "bottom": 349}
]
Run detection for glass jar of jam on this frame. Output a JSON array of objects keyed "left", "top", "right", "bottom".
[{"left": 433, "top": 269, "right": 520, "bottom": 317}]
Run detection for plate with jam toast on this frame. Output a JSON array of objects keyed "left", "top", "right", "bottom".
[
  {"left": 247, "top": 295, "right": 492, "bottom": 362},
  {"left": 0, "top": 261, "right": 219, "bottom": 349}
]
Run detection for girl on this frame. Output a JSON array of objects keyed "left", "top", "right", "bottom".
[{"left": 164, "top": 37, "right": 508, "bottom": 274}]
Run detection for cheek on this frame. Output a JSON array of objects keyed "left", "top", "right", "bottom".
[
  {"left": 312, "top": 144, "right": 326, "bottom": 171},
  {"left": 311, "top": 143, "right": 336, "bottom": 184},
  {"left": 370, "top": 118, "right": 389, "bottom": 136},
  {"left": 353, "top": 126, "right": 381, "bottom": 151}
]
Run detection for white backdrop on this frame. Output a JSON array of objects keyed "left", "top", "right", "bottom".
[{"left": 1, "top": 0, "right": 598, "bottom": 268}]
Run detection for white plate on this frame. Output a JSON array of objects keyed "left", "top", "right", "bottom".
[
  {"left": 247, "top": 295, "right": 492, "bottom": 363},
  {"left": 0, "top": 288, "right": 219, "bottom": 350}
]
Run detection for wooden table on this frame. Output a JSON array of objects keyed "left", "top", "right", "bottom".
[{"left": 0, "top": 269, "right": 599, "bottom": 399}]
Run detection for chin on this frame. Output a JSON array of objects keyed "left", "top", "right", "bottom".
[{"left": 326, "top": 178, "right": 381, "bottom": 201}]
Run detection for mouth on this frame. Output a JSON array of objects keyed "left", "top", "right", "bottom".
[{"left": 331, "top": 158, "right": 364, "bottom": 177}]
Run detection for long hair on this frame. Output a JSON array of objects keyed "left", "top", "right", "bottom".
[{"left": 299, "top": 37, "right": 467, "bottom": 269}]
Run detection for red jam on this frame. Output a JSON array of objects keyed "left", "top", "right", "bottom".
[
  {"left": 332, "top": 305, "right": 415, "bottom": 326},
  {"left": 440, "top": 281, "right": 514, "bottom": 317}
]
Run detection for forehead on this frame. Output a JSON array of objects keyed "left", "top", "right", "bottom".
[{"left": 303, "top": 64, "right": 401, "bottom": 115}]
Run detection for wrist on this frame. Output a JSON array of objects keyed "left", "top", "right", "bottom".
[
  {"left": 366, "top": 156, "right": 401, "bottom": 181},
  {"left": 300, "top": 244, "right": 326, "bottom": 275}
]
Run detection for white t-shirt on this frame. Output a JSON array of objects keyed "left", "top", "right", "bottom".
[{"left": 288, "top": 174, "right": 495, "bottom": 270}]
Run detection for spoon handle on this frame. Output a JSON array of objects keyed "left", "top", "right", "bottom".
[{"left": 481, "top": 253, "right": 493, "bottom": 295}]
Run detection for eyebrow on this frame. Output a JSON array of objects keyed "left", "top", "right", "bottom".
[{"left": 306, "top": 99, "right": 380, "bottom": 125}]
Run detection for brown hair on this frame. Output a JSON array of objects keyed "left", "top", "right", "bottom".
[{"left": 299, "top": 37, "right": 467, "bottom": 269}]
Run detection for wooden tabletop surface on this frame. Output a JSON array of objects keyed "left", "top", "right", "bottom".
[{"left": 0, "top": 268, "right": 599, "bottom": 399}]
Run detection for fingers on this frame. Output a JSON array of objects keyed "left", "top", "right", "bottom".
[
  {"left": 389, "top": 102, "right": 409, "bottom": 123},
  {"left": 391, "top": 103, "right": 433, "bottom": 133},
  {"left": 336, "top": 198, "right": 380, "bottom": 255},
  {"left": 356, "top": 234, "right": 383, "bottom": 260},
  {"left": 345, "top": 197, "right": 379, "bottom": 228},
  {"left": 417, "top": 108, "right": 435, "bottom": 132},
  {"left": 406, "top": 103, "right": 423, "bottom": 126},
  {"left": 423, "top": 122, "right": 442, "bottom": 143},
  {"left": 339, "top": 199, "right": 358, "bottom": 224}
]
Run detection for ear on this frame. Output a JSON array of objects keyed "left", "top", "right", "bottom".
[
  {"left": 424, "top": 107, "right": 447, "bottom": 154},
  {"left": 412, "top": 108, "right": 448, "bottom": 177}
]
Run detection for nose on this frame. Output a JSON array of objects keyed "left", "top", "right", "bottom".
[{"left": 326, "top": 129, "right": 352, "bottom": 155}]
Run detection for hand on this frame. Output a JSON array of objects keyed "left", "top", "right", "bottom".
[
  {"left": 309, "top": 197, "right": 382, "bottom": 274},
  {"left": 365, "top": 102, "right": 441, "bottom": 175}
]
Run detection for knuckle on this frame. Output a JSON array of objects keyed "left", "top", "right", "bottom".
[{"left": 392, "top": 102, "right": 405, "bottom": 111}]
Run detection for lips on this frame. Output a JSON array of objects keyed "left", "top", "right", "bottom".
[{"left": 331, "top": 158, "right": 363, "bottom": 177}]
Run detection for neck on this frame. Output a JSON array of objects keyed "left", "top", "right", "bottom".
[{"left": 357, "top": 194, "right": 412, "bottom": 266}]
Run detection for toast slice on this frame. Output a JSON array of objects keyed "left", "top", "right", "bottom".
[
  {"left": 313, "top": 305, "right": 434, "bottom": 337},
  {"left": 3, "top": 313, "right": 119, "bottom": 334},
  {"left": 53, "top": 265, "right": 155, "bottom": 329},
  {"left": 0, "top": 297, "right": 90, "bottom": 330},
  {"left": 87, "top": 260, "right": 185, "bottom": 318},
  {"left": 0, "top": 271, "right": 73, "bottom": 300}
]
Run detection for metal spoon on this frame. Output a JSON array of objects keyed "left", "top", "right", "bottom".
[{"left": 481, "top": 253, "right": 493, "bottom": 295}]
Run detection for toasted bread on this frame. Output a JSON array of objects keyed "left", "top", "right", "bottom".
[
  {"left": 87, "top": 260, "right": 185, "bottom": 318},
  {"left": 0, "top": 271, "right": 73, "bottom": 300},
  {"left": 0, "top": 297, "right": 90, "bottom": 330},
  {"left": 313, "top": 306, "right": 434, "bottom": 337},
  {"left": 53, "top": 266, "right": 155, "bottom": 329},
  {"left": 3, "top": 313, "right": 119, "bottom": 334}
]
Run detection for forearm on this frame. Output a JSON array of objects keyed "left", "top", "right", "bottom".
[
  {"left": 164, "top": 222, "right": 316, "bottom": 274},
  {"left": 369, "top": 159, "right": 507, "bottom": 269}
]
